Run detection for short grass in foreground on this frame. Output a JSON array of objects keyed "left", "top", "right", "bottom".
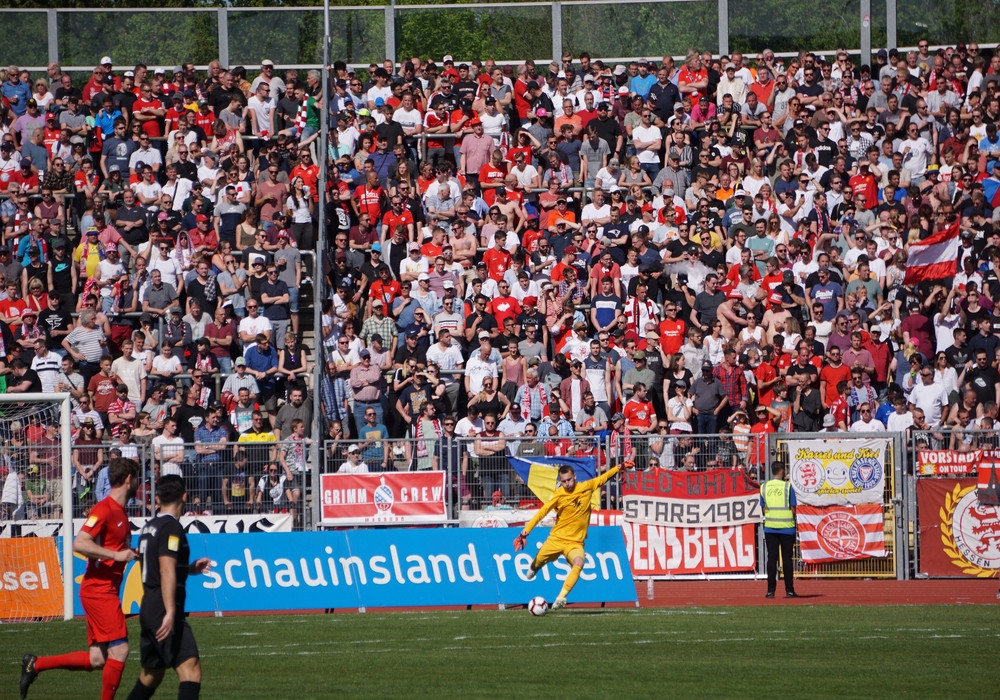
[{"left": 4, "top": 605, "right": 999, "bottom": 698}]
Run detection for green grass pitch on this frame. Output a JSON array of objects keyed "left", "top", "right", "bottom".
[{"left": 4, "top": 605, "right": 1000, "bottom": 698}]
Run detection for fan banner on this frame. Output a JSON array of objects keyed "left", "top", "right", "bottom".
[
  {"left": 917, "top": 478, "right": 1000, "bottom": 578},
  {"left": 796, "top": 505, "right": 886, "bottom": 564},
  {"left": 620, "top": 468, "right": 763, "bottom": 528},
  {"left": 917, "top": 449, "right": 984, "bottom": 476},
  {"left": 787, "top": 438, "right": 889, "bottom": 506},
  {"left": 320, "top": 472, "right": 448, "bottom": 525},
  {"left": 0, "top": 513, "right": 294, "bottom": 538}
]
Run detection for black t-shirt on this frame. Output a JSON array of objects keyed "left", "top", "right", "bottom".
[
  {"left": 376, "top": 121, "right": 406, "bottom": 148},
  {"left": 693, "top": 289, "right": 726, "bottom": 326},
  {"left": 967, "top": 366, "right": 1000, "bottom": 404},
  {"left": 945, "top": 344, "right": 970, "bottom": 371},
  {"left": 137, "top": 513, "right": 190, "bottom": 619},
  {"left": 275, "top": 97, "right": 300, "bottom": 132},
  {"left": 38, "top": 308, "right": 73, "bottom": 350},
  {"left": 394, "top": 343, "right": 427, "bottom": 367},
  {"left": 699, "top": 248, "right": 725, "bottom": 270},
  {"left": 174, "top": 403, "right": 206, "bottom": 443},
  {"left": 14, "top": 368, "right": 43, "bottom": 393},
  {"left": 787, "top": 361, "right": 819, "bottom": 386},
  {"left": 667, "top": 238, "right": 699, "bottom": 261}
]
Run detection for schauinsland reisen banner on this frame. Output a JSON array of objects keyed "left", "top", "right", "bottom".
[{"left": 70, "top": 527, "right": 637, "bottom": 614}]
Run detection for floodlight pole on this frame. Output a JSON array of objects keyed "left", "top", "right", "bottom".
[{"left": 311, "top": 0, "right": 331, "bottom": 531}]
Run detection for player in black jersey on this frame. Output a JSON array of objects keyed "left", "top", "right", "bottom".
[{"left": 125, "top": 475, "right": 211, "bottom": 700}]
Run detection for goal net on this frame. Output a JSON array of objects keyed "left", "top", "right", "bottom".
[{"left": 0, "top": 393, "right": 73, "bottom": 622}]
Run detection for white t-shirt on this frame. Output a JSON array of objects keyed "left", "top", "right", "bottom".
[
  {"left": 246, "top": 95, "right": 276, "bottom": 135},
  {"left": 632, "top": 125, "right": 661, "bottom": 164},
  {"left": 239, "top": 315, "right": 274, "bottom": 351},
  {"left": 152, "top": 434, "right": 185, "bottom": 476}
]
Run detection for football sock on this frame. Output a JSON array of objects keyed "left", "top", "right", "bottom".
[
  {"left": 34, "top": 651, "right": 93, "bottom": 672},
  {"left": 558, "top": 565, "right": 582, "bottom": 599},
  {"left": 101, "top": 657, "right": 126, "bottom": 700},
  {"left": 126, "top": 679, "right": 156, "bottom": 700},
  {"left": 178, "top": 680, "right": 201, "bottom": 700}
]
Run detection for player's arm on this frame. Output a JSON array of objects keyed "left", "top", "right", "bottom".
[
  {"left": 520, "top": 494, "right": 559, "bottom": 539},
  {"left": 590, "top": 462, "right": 627, "bottom": 488},
  {"left": 155, "top": 553, "right": 177, "bottom": 642},
  {"left": 74, "top": 528, "right": 136, "bottom": 563}
]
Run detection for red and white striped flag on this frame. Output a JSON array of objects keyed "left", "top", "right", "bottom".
[
  {"left": 797, "top": 504, "right": 886, "bottom": 564},
  {"left": 902, "top": 220, "right": 959, "bottom": 284}
]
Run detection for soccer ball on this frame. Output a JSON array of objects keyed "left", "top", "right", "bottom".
[{"left": 528, "top": 596, "right": 548, "bottom": 616}]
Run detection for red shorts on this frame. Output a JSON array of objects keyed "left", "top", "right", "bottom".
[{"left": 81, "top": 587, "right": 126, "bottom": 646}]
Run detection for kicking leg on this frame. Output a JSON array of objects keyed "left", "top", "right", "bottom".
[{"left": 552, "top": 549, "right": 586, "bottom": 610}]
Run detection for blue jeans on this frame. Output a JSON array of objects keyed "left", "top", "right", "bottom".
[
  {"left": 640, "top": 162, "right": 661, "bottom": 182},
  {"left": 198, "top": 462, "right": 223, "bottom": 508},
  {"left": 695, "top": 412, "right": 717, "bottom": 435},
  {"left": 217, "top": 356, "right": 233, "bottom": 374}
]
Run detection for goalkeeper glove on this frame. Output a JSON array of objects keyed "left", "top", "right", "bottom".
[
  {"left": 513, "top": 531, "right": 527, "bottom": 551},
  {"left": 621, "top": 460, "right": 636, "bottom": 471}
]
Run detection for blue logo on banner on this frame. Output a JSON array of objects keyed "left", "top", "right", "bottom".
[{"left": 70, "top": 527, "right": 636, "bottom": 614}]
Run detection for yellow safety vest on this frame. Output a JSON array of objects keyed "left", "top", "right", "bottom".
[{"left": 761, "top": 478, "right": 794, "bottom": 530}]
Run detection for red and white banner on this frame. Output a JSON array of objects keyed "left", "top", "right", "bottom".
[
  {"left": 918, "top": 449, "right": 984, "bottom": 476},
  {"left": 797, "top": 504, "right": 886, "bottom": 564},
  {"left": 320, "top": 472, "right": 448, "bottom": 526},
  {"left": 918, "top": 478, "right": 1000, "bottom": 577},
  {"left": 903, "top": 220, "right": 959, "bottom": 284},
  {"left": 592, "top": 511, "right": 756, "bottom": 575},
  {"left": 621, "top": 468, "right": 762, "bottom": 528}
]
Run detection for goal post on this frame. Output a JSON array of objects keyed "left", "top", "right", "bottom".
[{"left": 0, "top": 393, "right": 73, "bottom": 621}]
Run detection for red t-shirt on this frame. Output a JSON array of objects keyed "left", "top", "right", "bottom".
[
  {"left": 658, "top": 318, "right": 687, "bottom": 356},
  {"left": 423, "top": 111, "right": 448, "bottom": 150},
  {"left": 195, "top": 109, "right": 216, "bottom": 134},
  {"left": 80, "top": 496, "right": 131, "bottom": 593},
  {"left": 88, "top": 372, "right": 120, "bottom": 413},
  {"left": 354, "top": 184, "right": 384, "bottom": 222},
  {"left": 381, "top": 209, "right": 414, "bottom": 235},
  {"left": 291, "top": 163, "right": 320, "bottom": 202},
  {"left": 819, "top": 363, "right": 852, "bottom": 406},
  {"left": 478, "top": 163, "right": 507, "bottom": 206},
  {"left": 849, "top": 172, "right": 878, "bottom": 210},
  {"left": 164, "top": 105, "right": 187, "bottom": 133},
  {"left": 491, "top": 295, "right": 522, "bottom": 326},
  {"left": 482, "top": 247, "right": 512, "bottom": 282},
  {"left": 132, "top": 97, "right": 164, "bottom": 137},
  {"left": 623, "top": 399, "right": 655, "bottom": 429}
]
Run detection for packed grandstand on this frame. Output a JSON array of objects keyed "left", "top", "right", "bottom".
[{"left": 0, "top": 42, "right": 992, "bottom": 520}]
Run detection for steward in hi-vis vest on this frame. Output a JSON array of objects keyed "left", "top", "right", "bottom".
[{"left": 760, "top": 460, "right": 799, "bottom": 599}]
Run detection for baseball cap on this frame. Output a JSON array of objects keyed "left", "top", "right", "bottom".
[
  {"left": 633, "top": 350, "right": 647, "bottom": 360},
  {"left": 536, "top": 108, "right": 548, "bottom": 118},
  {"left": 101, "top": 56, "right": 113, "bottom": 65},
  {"left": 574, "top": 321, "right": 587, "bottom": 330},
  {"left": 478, "top": 330, "right": 491, "bottom": 339},
  {"left": 196, "top": 214, "right": 209, "bottom": 223},
  {"left": 701, "top": 361, "right": 714, "bottom": 372},
  {"left": 417, "top": 272, "right": 430, "bottom": 281},
  {"left": 262, "top": 59, "right": 275, "bottom": 67},
  {"left": 823, "top": 414, "right": 836, "bottom": 428},
  {"left": 409, "top": 243, "right": 421, "bottom": 252},
  {"left": 235, "top": 356, "right": 247, "bottom": 366},
  {"left": 371, "top": 242, "right": 381, "bottom": 252},
  {"left": 359, "top": 349, "right": 371, "bottom": 359},
  {"left": 104, "top": 243, "right": 118, "bottom": 254},
  {"left": 611, "top": 412, "right": 624, "bottom": 422},
  {"left": 347, "top": 444, "right": 360, "bottom": 453}
]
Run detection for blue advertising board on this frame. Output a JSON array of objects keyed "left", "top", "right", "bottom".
[{"left": 71, "top": 527, "right": 636, "bottom": 614}]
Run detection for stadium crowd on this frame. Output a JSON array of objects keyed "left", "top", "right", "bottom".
[{"left": 0, "top": 40, "right": 998, "bottom": 518}]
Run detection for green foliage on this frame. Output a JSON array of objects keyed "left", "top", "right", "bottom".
[
  {"left": 56, "top": 10, "right": 220, "bottom": 67},
  {"left": 395, "top": 6, "right": 552, "bottom": 63},
  {"left": 562, "top": 2, "right": 718, "bottom": 60},
  {"left": 0, "top": 12, "right": 48, "bottom": 67},
  {"left": 5, "top": 605, "right": 1000, "bottom": 698}
]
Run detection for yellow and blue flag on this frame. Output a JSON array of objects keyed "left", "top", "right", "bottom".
[{"left": 509, "top": 456, "right": 599, "bottom": 505}]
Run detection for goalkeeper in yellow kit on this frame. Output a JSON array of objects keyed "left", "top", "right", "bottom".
[{"left": 513, "top": 461, "right": 631, "bottom": 610}]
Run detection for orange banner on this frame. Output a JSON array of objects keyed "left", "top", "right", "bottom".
[{"left": 0, "top": 538, "right": 64, "bottom": 619}]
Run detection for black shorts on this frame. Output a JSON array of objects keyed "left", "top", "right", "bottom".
[{"left": 139, "top": 615, "right": 199, "bottom": 670}]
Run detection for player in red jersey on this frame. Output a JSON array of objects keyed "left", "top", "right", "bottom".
[{"left": 20, "top": 458, "right": 141, "bottom": 700}]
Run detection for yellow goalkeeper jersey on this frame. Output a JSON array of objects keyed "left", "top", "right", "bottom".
[{"left": 523, "top": 466, "right": 620, "bottom": 544}]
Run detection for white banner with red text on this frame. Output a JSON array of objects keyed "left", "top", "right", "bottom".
[
  {"left": 320, "top": 471, "right": 448, "bottom": 526},
  {"left": 917, "top": 449, "right": 986, "bottom": 476}
]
